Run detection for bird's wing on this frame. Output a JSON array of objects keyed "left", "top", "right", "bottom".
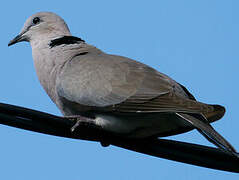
[{"left": 56, "top": 52, "right": 223, "bottom": 118}]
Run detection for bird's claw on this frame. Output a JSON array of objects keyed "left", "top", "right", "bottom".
[{"left": 71, "top": 119, "right": 81, "bottom": 132}]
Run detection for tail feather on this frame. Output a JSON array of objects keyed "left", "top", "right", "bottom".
[
  {"left": 203, "top": 105, "right": 226, "bottom": 123},
  {"left": 176, "top": 112, "right": 237, "bottom": 155}
]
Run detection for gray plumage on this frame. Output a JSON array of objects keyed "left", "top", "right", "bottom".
[{"left": 8, "top": 12, "right": 236, "bottom": 154}]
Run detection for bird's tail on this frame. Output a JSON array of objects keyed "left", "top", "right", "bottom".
[
  {"left": 203, "top": 104, "right": 225, "bottom": 123},
  {"left": 176, "top": 112, "right": 237, "bottom": 156}
]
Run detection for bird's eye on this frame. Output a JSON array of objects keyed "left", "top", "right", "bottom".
[{"left": 32, "top": 17, "right": 40, "bottom": 25}]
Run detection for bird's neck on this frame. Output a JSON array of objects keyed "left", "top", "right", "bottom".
[
  {"left": 30, "top": 35, "right": 91, "bottom": 105},
  {"left": 30, "top": 36, "right": 69, "bottom": 103}
]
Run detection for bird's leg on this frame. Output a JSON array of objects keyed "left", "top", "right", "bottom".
[
  {"left": 63, "top": 115, "right": 97, "bottom": 132},
  {"left": 63, "top": 115, "right": 111, "bottom": 147}
]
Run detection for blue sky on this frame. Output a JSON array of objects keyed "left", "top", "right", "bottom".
[{"left": 0, "top": 0, "right": 239, "bottom": 179}]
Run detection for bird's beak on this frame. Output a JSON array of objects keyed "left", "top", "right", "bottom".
[{"left": 8, "top": 32, "right": 27, "bottom": 46}]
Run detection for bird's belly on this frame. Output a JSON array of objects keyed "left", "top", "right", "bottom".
[{"left": 95, "top": 113, "right": 194, "bottom": 138}]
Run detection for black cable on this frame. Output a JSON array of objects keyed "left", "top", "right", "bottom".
[{"left": 0, "top": 102, "right": 238, "bottom": 173}]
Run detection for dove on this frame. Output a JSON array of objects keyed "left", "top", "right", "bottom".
[{"left": 8, "top": 12, "right": 237, "bottom": 155}]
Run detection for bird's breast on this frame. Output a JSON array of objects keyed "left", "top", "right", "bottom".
[{"left": 32, "top": 47, "right": 59, "bottom": 103}]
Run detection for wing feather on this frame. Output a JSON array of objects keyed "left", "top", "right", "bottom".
[{"left": 56, "top": 52, "right": 222, "bottom": 119}]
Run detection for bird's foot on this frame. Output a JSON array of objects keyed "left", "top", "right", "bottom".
[
  {"left": 100, "top": 141, "right": 110, "bottom": 147},
  {"left": 71, "top": 119, "right": 81, "bottom": 132},
  {"left": 63, "top": 115, "right": 96, "bottom": 132},
  {"left": 64, "top": 115, "right": 111, "bottom": 147}
]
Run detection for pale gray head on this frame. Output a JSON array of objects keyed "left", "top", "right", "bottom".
[{"left": 8, "top": 12, "right": 71, "bottom": 46}]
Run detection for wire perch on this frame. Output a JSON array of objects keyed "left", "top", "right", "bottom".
[{"left": 0, "top": 102, "right": 238, "bottom": 173}]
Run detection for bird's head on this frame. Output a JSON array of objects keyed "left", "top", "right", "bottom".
[{"left": 8, "top": 12, "right": 71, "bottom": 46}]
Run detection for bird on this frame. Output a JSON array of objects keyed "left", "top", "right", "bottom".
[{"left": 8, "top": 12, "right": 237, "bottom": 155}]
